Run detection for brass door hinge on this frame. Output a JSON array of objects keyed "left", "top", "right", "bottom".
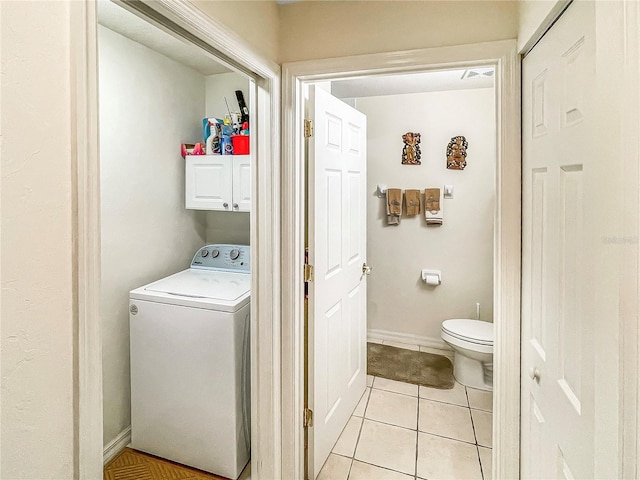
[
  {"left": 304, "top": 119, "right": 314, "bottom": 138},
  {"left": 303, "top": 408, "right": 314, "bottom": 428},
  {"left": 304, "top": 264, "right": 314, "bottom": 282}
]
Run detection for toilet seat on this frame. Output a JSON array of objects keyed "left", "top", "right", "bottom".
[{"left": 442, "top": 319, "right": 493, "bottom": 346}]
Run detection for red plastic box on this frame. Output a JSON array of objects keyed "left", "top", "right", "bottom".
[{"left": 231, "top": 135, "right": 250, "bottom": 155}]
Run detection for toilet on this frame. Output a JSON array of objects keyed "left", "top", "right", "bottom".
[{"left": 441, "top": 319, "right": 493, "bottom": 391}]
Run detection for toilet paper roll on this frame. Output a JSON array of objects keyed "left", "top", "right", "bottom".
[{"left": 424, "top": 274, "right": 440, "bottom": 286}]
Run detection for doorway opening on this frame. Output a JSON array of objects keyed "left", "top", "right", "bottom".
[
  {"left": 281, "top": 41, "right": 521, "bottom": 480},
  {"left": 76, "top": 1, "right": 280, "bottom": 478},
  {"left": 305, "top": 68, "right": 497, "bottom": 479},
  {"left": 98, "top": 2, "right": 254, "bottom": 477}
]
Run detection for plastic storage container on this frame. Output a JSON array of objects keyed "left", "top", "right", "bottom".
[{"left": 231, "top": 135, "right": 250, "bottom": 155}]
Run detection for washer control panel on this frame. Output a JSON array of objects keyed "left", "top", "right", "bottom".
[{"left": 191, "top": 244, "right": 250, "bottom": 272}]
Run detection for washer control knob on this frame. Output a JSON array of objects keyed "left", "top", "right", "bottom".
[
  {"left": 201, "top": 249, "right": 209, "bottom": 257},
  {"left": 210, "top": 249, "right": 220, "bottom": 258},
  {"left": 230, "top": 248, "right": 240, "bottom": 260}
]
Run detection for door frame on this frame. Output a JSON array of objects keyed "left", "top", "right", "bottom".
[
  {"left": 282, "top": 40, "right": 521, "bottom": 479},
  {"left": 72, "top": 1, "right": 281, "bottom": 478},
  {"left": 620, "top": 2, "right": 640, "bottom": 475}
]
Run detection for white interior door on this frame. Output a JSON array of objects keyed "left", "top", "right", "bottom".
[
  {"left": 521, "top": 2, "right": 616, "bottom": 478},
  {"left": 308, "top": 85, "right": 367, "bottom": 479}
]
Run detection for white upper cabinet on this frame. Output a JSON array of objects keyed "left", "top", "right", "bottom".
[{"left": 186, "top": 155, "right": 250, "bottom": 212}]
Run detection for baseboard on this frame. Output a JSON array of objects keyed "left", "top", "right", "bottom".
[
  {"left": 103, "top": 426, "right": 131, "bottom": 465},
  {"left": 367, "top": 328, "right": 451, "bottom": 351}
]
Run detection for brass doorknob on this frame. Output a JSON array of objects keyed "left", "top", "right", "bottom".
[{"left": 362, "top": 263, "right": 372, "bottom": 275}]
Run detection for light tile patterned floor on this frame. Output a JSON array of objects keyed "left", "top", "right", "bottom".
[{"left": 318, "top": 342, "right": 493, "bottom": 480}]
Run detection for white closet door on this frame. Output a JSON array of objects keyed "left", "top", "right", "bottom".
[{"left": 521, "top": 1, "right": 622, "bottom": 477}]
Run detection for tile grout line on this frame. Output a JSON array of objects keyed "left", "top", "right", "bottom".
[
  {"left": 466, "top": 386, "right": 478, "bottom": 445},
  {"left": 372, "top": 385, "right": 419, "bottom": 399},
  {"left": 418, "top": 395, "right": 469, "bottom": 408},
  {"left": 419, "top": 397, "right": 471, "bottom": 410},
  {"left": 361, "top": 415, "right": 418, "bottom": 433},
  {"left": 367, "top": 377, "right": 468, "bottom": 477},
  {"left": 477, "top": 444, "right": 485, "bottom": 480},
  {"left": 372, "top": 347, "right": 421, "bottom": 479},
  {"left": 360, "top": 414, "right": 480, "bottom": 447},
  {"left": 466, "top": 386, "right": 486, "bottom": 479},
  {"left": 415, "top": 388, "right": 421, "bottom": 480},
  {"left": 359, "top": 346, "right": 483, "bottom": 480},
  {"left": 416, "top": 428, "right": 480, "bottom": 447},
  {"left": 346, "top": 381, "right": 374, "bottom": 478},
  {"left": 339, "top": 455, "right": 417, "bottom": 478},
  {"left": 470, "top": 408, "right": 493, "bottom": 449},
  {"left": 348, "top": 379, "right": 426, "bottom": 479},
  {"left": 326, "top": 384, "right": 370, "bottom": 478}
]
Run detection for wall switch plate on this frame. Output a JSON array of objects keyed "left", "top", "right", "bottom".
[{"left": 444, "top": 185, "right": 454, "bottom": 199}]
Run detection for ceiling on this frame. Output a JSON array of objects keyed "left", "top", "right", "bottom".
[
  {"left": 97, "top": 0, "right": 231, "bottom": 76},
  {"left": 331, "top": 68, "right": 494, "bottom": 99}
]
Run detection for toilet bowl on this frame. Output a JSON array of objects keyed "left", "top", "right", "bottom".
[{"left": 441, "top": 319, "right": 493, "bottom": 391}]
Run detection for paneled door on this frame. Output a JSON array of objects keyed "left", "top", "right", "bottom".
[
  {"left": 308, "top": 85, "right": 368, "bottom": 479},
  {"left": 521, "top": 2, "right": 605, "bottom": 478}
]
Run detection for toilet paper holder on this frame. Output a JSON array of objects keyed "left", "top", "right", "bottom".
[{"left": 421, "top": 269, "right": 441, "bottom": 285}]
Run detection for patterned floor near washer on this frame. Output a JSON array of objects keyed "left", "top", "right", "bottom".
[{"left": 104, "top": 448, "right": 229, "bottom": 480}]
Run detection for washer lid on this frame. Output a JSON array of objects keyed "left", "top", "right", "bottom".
[
  {"left": 442, "top": 319, "right": 494, "bottom": 345},
  {"left": 144, "top": 269, "right": 250, "bottom": 301}
]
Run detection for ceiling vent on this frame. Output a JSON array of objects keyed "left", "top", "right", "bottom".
[{"left": 461, "top": 68, "right": 495, "bottom": 80}]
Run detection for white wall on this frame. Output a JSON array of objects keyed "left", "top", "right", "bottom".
[
  {"left": 0, "top": 2, "right": 501, "bottom": 476},
  {"left": 358, "top": 88, "right": 495, "bottom": 342},
  {"left": 206, "top": 73, "right": 251, "bottom": 245},
  {"left": 204, "top": 212, "right": 250, "bottom": 245},
  {"left": 0, "top": 1, "right": 76, "bottom": 477},
  {"left": 0, "top": 1, "right": 260, "bottom": 472},
  {"left": 194, "top": 0, "right": 279, "bottom": 62},
  {"left": 205, "top": 72, "right": 250, "bottom": 120},
  {"left": 203, "top": 72, "right": 251, "bottom": 246},
  {"left": 99, "top": 26, "right": 208, "bottom": 446},
  {"left": 279, "top": 1, "right": 518, "bottom": 63}
]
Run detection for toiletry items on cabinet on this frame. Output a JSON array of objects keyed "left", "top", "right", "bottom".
[{"left": 185, "top": 155, "right": 250, "bottom": 211}]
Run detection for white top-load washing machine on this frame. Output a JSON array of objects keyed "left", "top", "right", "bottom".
[{"left": 129, "top": 244, "right": 250, "bottom": 479}]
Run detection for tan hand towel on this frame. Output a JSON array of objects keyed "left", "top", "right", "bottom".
[
  {"left": 387, "top": 189, "right": 402, "bottom": 215},
  {"left": 386, "top": 188, "right": 402, "bottom": 225},
  {"left": 425, "top": 188, "right": 440, "bottom": 213},
  {"left": 425, "top": 188, "right": 443, "bottom": 226},
  {"left": 405, "top": 189, "right": 421, "bottom": 216}
]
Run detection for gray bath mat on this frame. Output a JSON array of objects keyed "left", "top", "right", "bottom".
[{"left": 367, "top": 342, "right": 454, "bottom": 390}]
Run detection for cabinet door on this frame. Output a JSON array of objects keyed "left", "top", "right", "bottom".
[
  {"left": 232, "top": 155, "right": 251, "bottom": 212},
  {"left": 186, "top": 155, "right": 232, "bottom": 210}
]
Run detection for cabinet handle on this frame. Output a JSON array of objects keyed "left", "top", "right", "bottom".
[
  {"left": 223, "top": 202, "right": 229, "bottom": 209},
  {"left": 233, "top": 203, "right": 239, "bottom": 209}
]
